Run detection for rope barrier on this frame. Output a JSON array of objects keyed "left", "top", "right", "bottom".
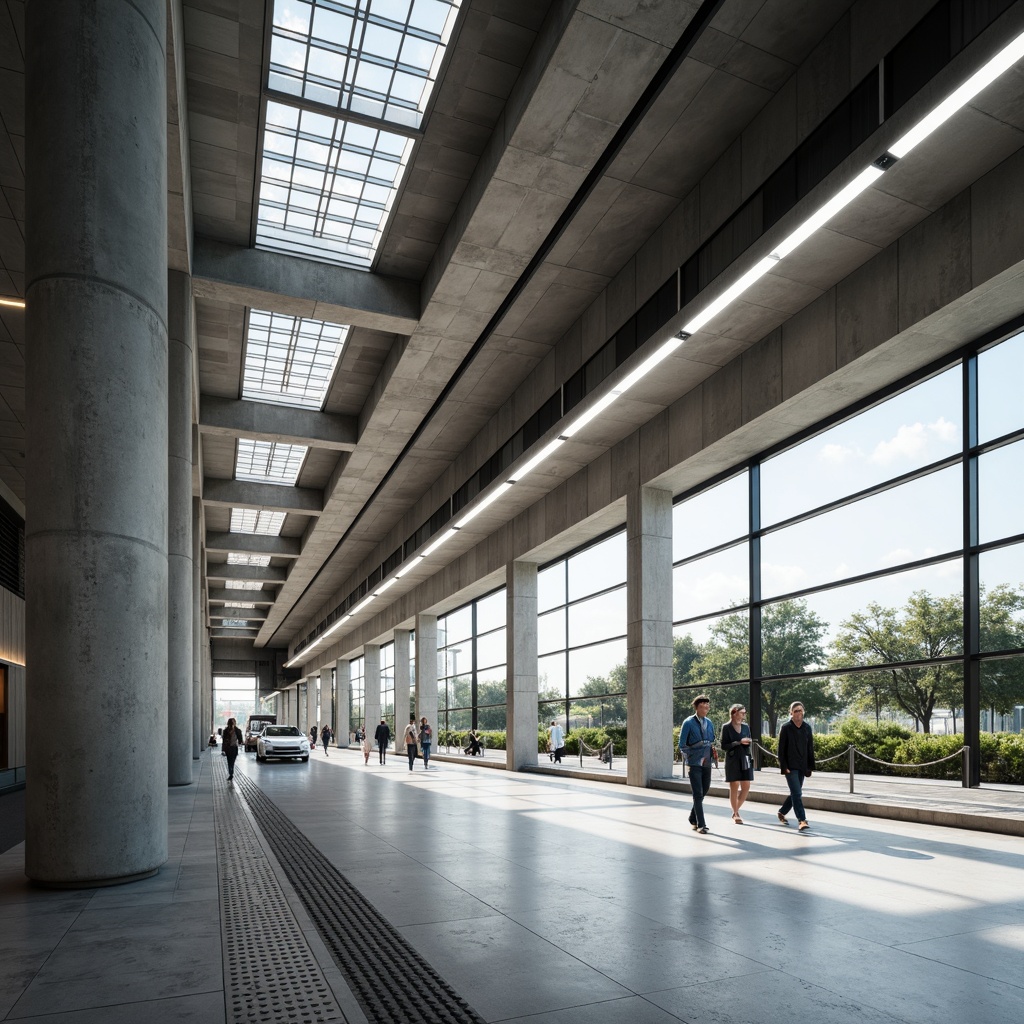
[
  {"left": 851, "top": 745, "right": 965, "bottom": 769},
  {"left": 578, "top": 737, "right": 615, "bottom": 769}
]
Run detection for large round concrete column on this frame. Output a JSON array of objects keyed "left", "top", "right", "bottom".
[
  {"left": 24, "top": 0, "right": 169, "bottom": 885},
  {"left": 168, "top": 272, "right": 194, "bottom": 785},
  {"left": 192, "top": 496, "right": 203, "bottom": 758}
]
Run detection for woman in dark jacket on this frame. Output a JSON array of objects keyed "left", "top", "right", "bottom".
[
  {"left": 223, "top": 718, "right": 243, "bottom": 781},
  {"left": 720, "top": 704, "right": 754, "bottom": 824}
]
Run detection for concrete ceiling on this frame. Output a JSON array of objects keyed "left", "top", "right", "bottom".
[{"left": 4, "top": 0, "right": 1024, "bottom": 660}]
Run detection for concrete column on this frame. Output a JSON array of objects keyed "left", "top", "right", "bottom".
[
  {"left": 335, "top": 659, "right": 351, "bottom": 744},
  {"left": 308, "top": 672, "right": 321, "bottom": 736},
  {"left": 25, "top": 0, "right": 169, "bottom": 885},
  {"left": 506, "top": 562, "right": 538, "bottom": 772},
  {"left": 297, "top": 681, "right": 307, "bottom": 733},
  {"left": 364, "top": 645, "right": 381, "bottom": 735},
  {"left": 192, "top": 498, "right": 203, "bottom": 758},
  {"left": 626, "top": 486, "right": 674, "bottom": 787},
  {"left": 414, "top": 615, "right": 438, "bottom": 736},
  {"left": 168, "top": 271, "right": 193, "bottom": 785},
  {"left": 394, "top": 630, "right": 411, "bottom": 752},
  {"left": 321, "top": 668, "right": 335, "bottom": 741}
]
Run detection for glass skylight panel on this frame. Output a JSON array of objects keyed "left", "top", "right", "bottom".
[
  {"left": 244, "top": 309, "right": 349, "bottom": 409},
  {"left": 235, "top": 438, "right": 308, "bottom": 486},
  {"left": 225, "top": 602, "right": 257, "bottom": 609},
  {"left": 222, "top": 619, "right": 253, "bottom": 628},
  {"left": 226, "top": 580, "right": 266, "bottom": 591},
  {"left": 230, "top": 508, "right": 287, "bottom": 535},
  {"left": 269, "top": 0, "right": 461, "bottom": 129},
  {"left": 227, "top": 552, "right": 273, "bottom": 567},
  {"left": 256, "top": 101, "right": 414, "bottom": 268}
]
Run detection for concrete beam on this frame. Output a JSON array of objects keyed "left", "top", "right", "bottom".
[
  {"left": 199, "top": 395, "right": 358, "bottom": 451},
  {"left": 208, "top": 587, "right": 276, "bottom": 605},
  {"left": 205, "top": 532, "right": 300, "bottom": 558},
  {"left": 211, "top": 627, "right": 260, "bottom": 639},
  {"left": 210, "top": 608, "right": 268, "bottom": 622},
  {"left": 192, "top": 236, "right": 420, "bottom": 334},
  {"left": 203, "top": 478, "right": 323, "bottom": 516},
  {"left": 206, "top": 563, "right": 287, "bottom": 583}
]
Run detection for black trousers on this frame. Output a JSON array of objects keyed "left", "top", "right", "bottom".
[
  {"left": 225, "top": 746, "right": 239, "bottom": 779},
  {"left": 378, "top": 741, "right": 387, "bottom": 763}
]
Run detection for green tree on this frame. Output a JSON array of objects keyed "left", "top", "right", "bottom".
[
  {"left": 832, "top": 590, "right": 963, "bottom": 733},
  {"left": 689, "top": 600, "right": 834, "bottom": 735},
  {"left": 979, "top": 583, "right": 1024, "bottom": 727},
  {"left": 569, "top": 670, "right": 627, "bottom": 726}
]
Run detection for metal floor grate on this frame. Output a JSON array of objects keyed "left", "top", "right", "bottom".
[
  {"left": 234, "top": 770, "right": 486, "bottom": 1024},
  {"left": 213, "top": 755, "right": 349, "bottom": 1024}
]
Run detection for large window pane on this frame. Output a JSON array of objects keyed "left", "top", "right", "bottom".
[
  {"left": 538, "top": 654, "right": 566, "bottom": 701},
  {"left": 673, "top": 542, "right": 748, "bottom": 621},
  {"left": 806, "top": 560, "right": 963, "bottom": 668},
  {"left": 476, "top": 589, "right": 506, "bottom": 633},
  {"left": 980, "top": 657, "right": 1024, "bottom": 735},
  {"left": 568, "top": 638, "right": 626, "bottom": 696},
  {"left": 538, "top": 610, "right": 565, "bottom": 655},
  {"left": 567, "top": 587, "right": 626, "bottom": 647},
  {"left": 568, "top": 532, "right": 626, "bottom": 601},
  {"left": 673, "top": 472, "right": 748, "bottom": 561},
  {"left": 477, "top": 665, "right": 506, "bottom": 708},
  {"left": 476, "top": 628, "right": 506, "bottom": 670},
  {"left": 978, "top": 331, "right": 1024, "bottom": 443},
  {"left": 979, "top": 543, "right": 1024, "bottom": 652},
  {"left": 440, "top": 605, "right": 472, "bottom": 647},
  {"left": 538, "top": 563, "right": 566, "bottom": 612},
  {"left": 979, "top": 440, "right": 1024, "bottom": 544},
  {"left": 761, "top": 466, "right": 962, "bottom": 599},
  {"left": 761, "top": 367, "right": 961, "bottom": 526},
  {"left": 674, "top": 610, "right": 750, "bottom": 682},
  {"left": 673, "top": 609, "right": 750, "bottom": 656}
]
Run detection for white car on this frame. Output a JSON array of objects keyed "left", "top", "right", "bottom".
[{"left": 256, "top": 725, "right": 310, "bottom": 763}]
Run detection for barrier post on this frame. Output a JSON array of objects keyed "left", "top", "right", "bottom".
[
  {"left": 962, "top": 744, "right": 970, "bottom": 789},
  {"left": 849, "top": 744, "right": 856, "bottom": 794}
]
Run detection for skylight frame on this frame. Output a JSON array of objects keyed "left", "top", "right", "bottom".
[
  {"left": 235, "top": 438, "right": 309, "bottom": 487},
  {"left": 255, "top": 100, "right": 415, "bottom": 269},
  {"left": 225, "top": 580, "right": 267, "bottom": 592},
  {"left": 268, "top": 0, "right": 462, "bottom": 130},
  {"left": 227, "top": 553, "right": 273, "bottom": 567},
  {"left": 229, "top": 508, "right": 287, "bottom": 536},
  {"left": 243, "top": 309, "right": 350, "bottom": 410}
]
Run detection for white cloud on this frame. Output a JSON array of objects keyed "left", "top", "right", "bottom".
[
  {"left": 760, "top": 562, "right": 809, "bottom": 596},
  {"left": 870, "top": 417, "right": 957, "bottom": 466},
  {"left": 819, "top": 442, "right": 859, "bottom": 464}
]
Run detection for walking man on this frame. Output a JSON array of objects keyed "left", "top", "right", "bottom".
[
  {"left": 374, "top": 717, "right": 391, "bottom": 765},
  {"left": 548, "top": 719, "right": 565, "bottom": 764},
  {"left": 320, "top": 723, "right": 333, "bottom": 756},
  {"left": 679, "top": 695, "right": 718, "bottom": 834},
  {"left": 404, "top": 715, "right": 419, "bottom": 771},
  {"left": 777, "top": 701, "right": 815, "bottom": 831}
]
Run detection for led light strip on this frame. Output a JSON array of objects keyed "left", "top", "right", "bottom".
[
  {"left": 287, "top": 25, "right": 1024, "bottom": 667},
  {"left": 0, "top": 298, "right": 25, "bottom": 308}
]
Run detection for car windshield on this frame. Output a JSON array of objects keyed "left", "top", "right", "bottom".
[{"left": 263, "top": 726, "right": 301, "bottom": 737}]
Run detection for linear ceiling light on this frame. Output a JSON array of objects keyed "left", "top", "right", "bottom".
[
  {"left": 395, "top": 555, "right": 425, "bottom": 578},
  {"left": 350, "top": 594, "right": 376, "bottom": 615},
  {"left": 422, "top": 527, "right": 458, "bottom": 557},
  {"left": 375, "top": 576, "right": 398, "bottom": 595},
  {"left": 890, "top": 27, "right": 1024, "bottom": 157},
  {"left": 0, "top": 297, "right": 25, "bottom": 308},
  {"left": 507, "top": 437, "right": 566, "bottom": 483},
  {"left": 454, "top": 481, "right": 514, "bottom": 528}
]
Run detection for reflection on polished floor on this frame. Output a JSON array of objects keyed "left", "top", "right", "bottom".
[{"left": 2, "top": 749, "right": 1024, "bottom": 1023}]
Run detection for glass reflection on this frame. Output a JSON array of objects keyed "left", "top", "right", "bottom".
[
  {"left": 761, "top": 466, "right": 962, "bottom": 599},
  {"left": 673, "top": 472, "right": 748, "bottom": 561},
  {"left": 761, "top": 367, "right": 961, "bottom": 526}
]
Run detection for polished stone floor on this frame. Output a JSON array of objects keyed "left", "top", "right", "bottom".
[{"left": 1, "top": 749, "right": 1023, "bottom": 1022}]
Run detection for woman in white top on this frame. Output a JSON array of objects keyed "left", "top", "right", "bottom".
[
  {"left": 403, "top": 715, "right": 419, "bottom": 771},
  {"left": 361, "top": 724, "right": 373, "bottom": 765}
]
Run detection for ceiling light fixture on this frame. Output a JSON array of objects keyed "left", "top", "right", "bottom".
[
  {"left": 375, "top": 577, "right": 398, "bottom": 596},
  {"left": 0, "top": 298, "right": 25, "bottom": 309},
  {"left": 422, "top": 527, "right": 459, "bottom": 557},
  {"left": 507, "top": 437, "right": 566, "bottom": 483},
  {"left": 395, "top": 555, "right": 425, "bottom": 578},
  {"left": 454, "top": 481, "right": 514, "bottom": 528},
  {"left": 890, "top": 27, "right": 1024, "bottom": 157}
]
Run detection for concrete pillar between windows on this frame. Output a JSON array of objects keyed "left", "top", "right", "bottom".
[
  {"left": 192, "top": 498, "right": 203, "bottom": 758},
  {"left": 415, "top": 615, "right": 438, "bottom": 737},
  {"left": 364, "top": 645, "right": 382, "bottom": 745},
  {"left": 308, "top": 672, "right": 321, "bottom": 737},
  {"left": 321, "top": 669, "right": 335, "bottom": 741},
  {"left": 168, "top": 271, "right": 193, "bottom": 786},
  {"left": 335, "top": 659, "right": 351, "bottom": 744},
  {"left": 394, "top": 630, "right": 411, "bottom": 752},
  {"left": 626, "top": 486, "right": 674, "bottom": 787},
  {"left": 507, "top": 562, "right": 539, "bottom": 772},
  {"left": 25, "top": 0, "right": 169, "bottom": 885}
]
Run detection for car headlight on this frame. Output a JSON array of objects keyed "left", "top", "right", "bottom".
[
  {"left": 263, "top": 742, "right": 273, "bottom": 751},
  {"left": 301, "top": 741, "right": 310, "bottom": 751}
]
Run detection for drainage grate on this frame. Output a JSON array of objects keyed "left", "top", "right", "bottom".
[
  {"left": 213, "top": 755, "right": 349, "bottom": 1024},
  {"left": 234, "top": 771, "right": 486, "bottom": 1024}
]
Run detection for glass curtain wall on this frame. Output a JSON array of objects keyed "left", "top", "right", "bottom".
[
  {"left": 670, "top": 329, "right": 1024, "bottom": 761},
  {"left": 538, "top": 531, "right": 628, "bottom": 732},
  {"left": 350, "top": 656, "right": 365, "bottom": 733},
  {"left": 437, "top": 589, "right": 507, "bottom": 735}
]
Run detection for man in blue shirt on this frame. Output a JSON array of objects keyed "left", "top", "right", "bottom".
[{"left": 679, "top": 695, "right": 718, "bottom": 834}]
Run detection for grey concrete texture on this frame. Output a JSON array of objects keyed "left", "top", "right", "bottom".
[
  {"left": 414, "top": 615, "right": 438, "bottom": 735},
  {"left": 506, "top": 560, "right": 538, "bottom": 773},
  {"left": 199, "top": 394, "right": 358, "bottom": 450}
]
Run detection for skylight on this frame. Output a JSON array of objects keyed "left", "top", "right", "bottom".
[
  {"left": 227, "top": 552, "right": 273, "bottom": 567},
  {"left": 225, "top": 602, "right": 257, "bottom": 609},
  {"left": 269, "top": 0, "right": 461, "bottom": 129},
  {"left": 226, "top": 580, "right": 266, "bottom": 591},
  {"left": 235, "top": 438, "right": 308, "bottom": 486},
  {"left": 230, "top": 508, "right": 287, "bottom": 535},
  {"left": 243, "top": 309, "right": 349, "bottom": 409},
  {"left": 256, "top": 101, "right": 414, "bottom": 268},
  {"left": 222, "top": 619, "right": 254, "bottom": 628}
]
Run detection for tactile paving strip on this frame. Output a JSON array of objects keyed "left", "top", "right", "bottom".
[
  {"left": 212, "top": 755, "right": 348, "bottom": 1024},
  {"left": 234, "top": 771, "right": 486, "bottom": 1024}
]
